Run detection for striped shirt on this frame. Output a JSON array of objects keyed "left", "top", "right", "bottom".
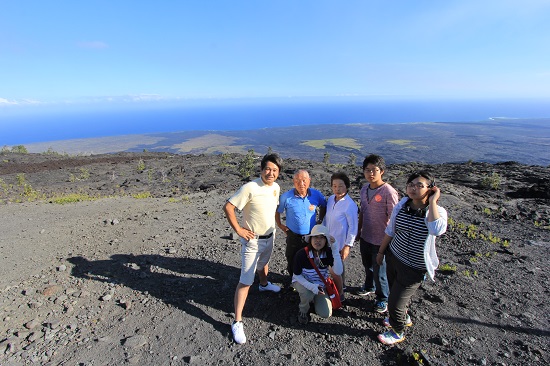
[
  {"left": 293, "top": 247, "right": 334, "bottom": 287},
  {"left": 389, "top": 207, "right": 429, "bottom": 271}
]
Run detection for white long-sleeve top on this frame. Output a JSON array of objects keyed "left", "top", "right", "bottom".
[
  {"left": 385, "top": 197, "right": 448, "bottom": 281},
  {"left": 323, "top": 193, "right": 358, "bottom": 251}
]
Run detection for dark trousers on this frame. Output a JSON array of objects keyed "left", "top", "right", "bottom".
[
  {"left": 285, "top": 230, "right": 306, "bottom": 276},
  {"left": 386, "top": 251, "right": 425, "bottom": 333},
  {"left": 359, "top": 238, "right": 389, "bottom": 302}
]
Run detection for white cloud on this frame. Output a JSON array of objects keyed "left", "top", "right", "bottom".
[
  {"left": 0, "top": 98, "right": 18, "bottom": 105},
  {"left": 77, "top": 41, "right": 109, "bottom": 49},
  {"left": 0, "top": 98, "right": 45, "bottom": 106}
]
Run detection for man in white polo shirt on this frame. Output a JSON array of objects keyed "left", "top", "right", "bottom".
[{"left": 223, "top": 153, "right": 283, "bottom": 345}]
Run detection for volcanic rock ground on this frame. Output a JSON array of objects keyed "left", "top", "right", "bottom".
[{"left": 0, "top": 152, "right": 549, "bottom": 366}]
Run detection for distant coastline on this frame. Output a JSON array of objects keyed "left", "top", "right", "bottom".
[
  {"left": 19, "top": 118, "right": 550, "bottom": 167},
  {"left": 3, "top": 97, "right": 550, "bottom": 146}
]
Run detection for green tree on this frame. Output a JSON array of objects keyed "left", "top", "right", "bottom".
[
  {"left": 347, "top": 153, "right": 357, "bottom": 167},
  {"left": 323, "top": 152, "right": 330, "bottom": 166},
  {"left": 11, "top": 145, "right": 28, "bottom": 154},
  {"left": 220, "top": 153, "right": 230, "bottom": 167},
  {"left": 238, "top": 149, "right": 256, "bottom": 179},
  {"left": 481, "top": 172, "right": 501, "bottom": 190}
]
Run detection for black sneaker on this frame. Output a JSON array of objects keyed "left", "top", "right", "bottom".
[{"left": 357, "top": 286, "right": 375, "bottom": 296}]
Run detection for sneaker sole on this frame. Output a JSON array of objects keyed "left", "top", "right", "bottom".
[
  {"left": 378, "top": 334, "right": 405, "bottom": 345},
  {"left": 259, "top": 287, "right": 281, "bottom": 293},
  {"left": 357, "top": 292, "right": 375, "bottom": 296}
]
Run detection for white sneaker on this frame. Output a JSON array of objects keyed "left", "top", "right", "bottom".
[
  {"left": 231, "top": 321, "right": 246, "bottom": 344},
  {"left": 259, "top": 281, "right": 281, "bottom": 293}
]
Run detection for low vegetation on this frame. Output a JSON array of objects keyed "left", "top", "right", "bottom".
[
  {"left": 237, "top": 149, "right": 256, "bottom": 179},
  {"left": 481, "top": 172, "right": 501, "bottom": 190},
  {"left": 1, "top": 145, "right": 29, "bottom": 154}
]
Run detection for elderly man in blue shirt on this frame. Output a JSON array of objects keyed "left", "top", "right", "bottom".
[{"left": 276, "top": 169, "right": 327, "bottom": 284}]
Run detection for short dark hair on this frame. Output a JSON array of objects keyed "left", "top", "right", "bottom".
[
  {"left": 331, "top": 172, "right": 350, "bottom": 189},
  {"left": 362, "top": 154, "right": 386, "bottom": 171},
  {"left": 407, "top": 170, "right": 435, "bottom": 187},
  {"left": 261, "top": 153, "right": 283, "bottom": 171}
]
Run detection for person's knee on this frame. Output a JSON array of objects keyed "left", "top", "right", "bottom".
[
  {"left": 236, "top": 282, "right": 251, "bottom": 291},
  {"left": 317, "top": 309, "right": 331, "bottom": 318},
  {"left": 314, "top": 295, "right": 332, "bottom": 318}
]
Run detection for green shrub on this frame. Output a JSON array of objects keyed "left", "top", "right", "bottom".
[
  {"left": 438, "top": 263, "right": 457, "bottom": 274},
  {"left": 323, "top": 152, "right": 330, "bottom": 166},
  {"left": 0, "top": 178, "right": 9, "bottom": 195},
  {"left": 11, "top": 145, "right": 28, "bottom": 154},
  {"left": 132, "top": 191, "right": 152, "bottom": 199},
  {"left": 43, "top": 147, "right": 67, "bottom": 156},
  {"left": 137, "top": 159, "right": 145, "bottom": 171},
  {"left": 347, "top": 153, "right": 357, "bottom": 167},
  {"left": 50, "top": 193, "right": 98, "bottom": 204},
  {"left": 220, "top": 153, "right": 230, "bottom": 167},
  {"left": 238, "top": 150, "right": 256, "bottom": 179},
  {"left": 22, "top": 183, "right": 43, "bottom": 201},
  {"left": 481, "top": 172, "right": 501, "bottom": 190},
  {"left": 16, "top": 173, "right": 26, "bottom": 186},
  {"left": 69, "top": 168, "right": 90, "bottom": 182},
  {"left": 79, "top": 168, "right": 90, "bottom": 180}
]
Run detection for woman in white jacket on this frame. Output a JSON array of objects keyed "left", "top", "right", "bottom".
[
  {"left": 323, "top": 172, "right": 358, "bottom": 301},
  {"left": 376, "top": 171, "right": 447, "bottom": 345},
  {"left": 292, "top": 225, "right": 343, "bottom": 324}
]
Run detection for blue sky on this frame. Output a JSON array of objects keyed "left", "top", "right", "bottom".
[{"left": 1, "top": 0, "right": 550, "bottom": 108}]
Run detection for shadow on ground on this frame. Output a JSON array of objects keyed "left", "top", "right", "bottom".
[{"left": 67, "top": 254, "right": 373, "bottom": 341}]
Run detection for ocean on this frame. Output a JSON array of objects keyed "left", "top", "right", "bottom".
[{"left": 2, "top": 97, "right": 550, "bottom": 145}]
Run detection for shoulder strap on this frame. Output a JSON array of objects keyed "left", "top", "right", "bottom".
[{"left": 304, "top": 247, "right": 330, "bottom": 287}]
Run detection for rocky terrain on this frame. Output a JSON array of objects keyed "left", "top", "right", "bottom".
[{"left": 0, "top": 151, "right": 549, "bottom": 366}]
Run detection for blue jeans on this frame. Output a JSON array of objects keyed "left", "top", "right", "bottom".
[{"left": 359, "top": 238, "right": 389, "bottom": 302}]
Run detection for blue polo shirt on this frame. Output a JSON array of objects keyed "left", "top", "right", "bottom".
[{"left": 277, "top": 188, "right": 327, "bottom": 235}]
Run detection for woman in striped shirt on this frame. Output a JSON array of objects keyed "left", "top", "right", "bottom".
[{"left": 375, "top": 171, "right": 447, "bottom": 345}]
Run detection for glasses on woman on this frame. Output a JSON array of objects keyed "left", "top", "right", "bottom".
[{"left": 406, "top": 182, "right": 427, "bottom": 189}]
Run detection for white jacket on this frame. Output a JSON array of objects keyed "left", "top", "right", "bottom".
[{"left": 385, "top": 197, "right": 447, "bottom": 281}]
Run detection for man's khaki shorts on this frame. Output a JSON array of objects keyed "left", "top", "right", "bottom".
[{"left": 239, "top": 234, "right": 275, "bottom": 285}]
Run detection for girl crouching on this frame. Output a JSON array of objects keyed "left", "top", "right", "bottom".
[{"left": 292, "top": 225, "right": 343, "bottom": 324}]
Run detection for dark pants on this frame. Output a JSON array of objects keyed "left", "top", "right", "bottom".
[
  {"left": 285, "top": 230, "right": 306, "bottom": 276},
  {"left": 386, "top": 251, "right": 425, "bottom": 333},
  {"left": 360, "top": 238, "right": 389, "bottom": 302}
]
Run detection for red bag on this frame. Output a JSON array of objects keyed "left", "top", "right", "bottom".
[
  {"left": 305, "top": 247, "right": 342, "bottom": 310},
  {"left": 323, "top": 277, "right": 342, "bottom": 310}
]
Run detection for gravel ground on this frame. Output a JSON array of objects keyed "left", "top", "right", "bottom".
[{"left": 0, "top": 152, "right": 549, "bottom": 365}]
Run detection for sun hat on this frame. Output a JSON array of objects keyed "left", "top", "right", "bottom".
[{"left": 304, "top": 224, "right": 331, "bottom": 244}]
